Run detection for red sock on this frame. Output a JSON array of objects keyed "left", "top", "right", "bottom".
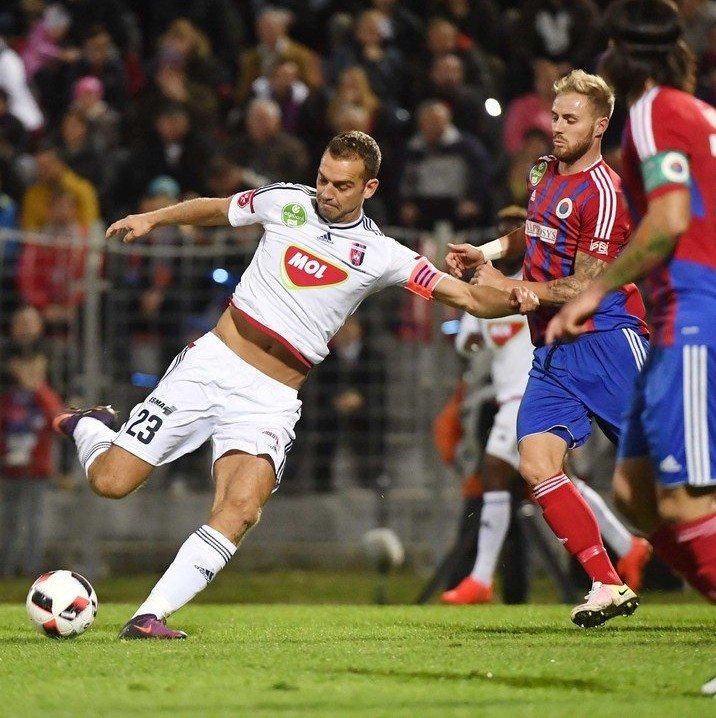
[
  {"left": 534, "top": 473, "right": 622, "bottom": 585},
  {"left": 651, "top": 513, "right": 716, "bottom": 603}
]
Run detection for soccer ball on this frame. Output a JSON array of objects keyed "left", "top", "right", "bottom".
[{"left": 26, "top": 570, "right": 98, "bottom": 638}]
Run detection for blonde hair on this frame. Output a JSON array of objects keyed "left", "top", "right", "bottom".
[{"left": 554, "top": 69, "right": 615, "bottom": 119}]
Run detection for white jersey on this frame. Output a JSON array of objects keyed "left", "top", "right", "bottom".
[
  {"left": 228, "top": 183, "right": 444, "bottom": 365},
  {"left": 455, "top": 272, "right": 533, "bottom": 405}
]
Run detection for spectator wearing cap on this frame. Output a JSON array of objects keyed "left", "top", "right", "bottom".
[
  {"left": 237, "top": 8, "right": 322, "bottom": 103},
  {"left": 70, "top": 76, "right": 121, "bottom": 150},
  {"left": 69, "top": 26, "right": 129, "bottom": 111}
]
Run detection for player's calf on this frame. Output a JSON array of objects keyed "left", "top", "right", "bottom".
[{"left": 87, "top": 446, "right": 154, "bottom": 499}]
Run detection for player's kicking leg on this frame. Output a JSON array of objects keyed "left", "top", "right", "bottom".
[{"left": 118, "top": 451, "right": 275, "bottom": 639}]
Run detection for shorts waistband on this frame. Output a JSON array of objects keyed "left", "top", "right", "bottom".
[{"left": 197, "top": 332, "right": 300, "bottom": 400}]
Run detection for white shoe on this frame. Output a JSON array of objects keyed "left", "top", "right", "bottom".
[
  {"left": 570, "top": 581, "right": 639, "bottom": 628},
  {"left": 702, "top": 675, "right": 716, "bottom": 696}
]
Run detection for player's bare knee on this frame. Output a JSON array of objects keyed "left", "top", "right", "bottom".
[
  {"left": 518, "top": 456, "right": 551, "bottom": 486},
  {"left": 211, "top": 497, "right": 262, "bottom": 541}
]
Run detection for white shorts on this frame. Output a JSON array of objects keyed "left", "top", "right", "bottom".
[
  {"left": 113, "top": 332, "right": 302, "bottom": 484},
  {"left": 485, "top": 398, "right": 521, "bottom": 471}
]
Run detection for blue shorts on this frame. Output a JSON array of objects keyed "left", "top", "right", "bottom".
[
  {"left": 618, "top": 343, "right": 716, "bottom": 488},
  {"left": 517, "top": 328, "right": 648, "bottom": 449}
]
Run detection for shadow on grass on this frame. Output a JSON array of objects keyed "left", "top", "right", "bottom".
[{"left": 326, "top": 666, "right": 610, "bottom": 692}]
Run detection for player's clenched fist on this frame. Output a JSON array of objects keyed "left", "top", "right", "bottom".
[
  {"left": 106, "top": 214, "right": 155, "bottom": 243},
  {"left": 510, "top": 286, "right": 539, "bottom": 314},
  {"left": 445, "top": 243, "right": 486, "bottom": 277}
]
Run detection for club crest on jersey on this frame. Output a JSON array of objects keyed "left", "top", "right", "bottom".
[
  {"left": 529, "top": 161, "right": 547, "bottom": 186},
  {"left": 350, "top": 242, "right": 366, "bottom": 266},
  {"left": 555, "top": 197, "right": 573, "bottom": 219},
  {"left": 281, "top": 203, "right": 307, "bottom": 227},
  {"left": 236, "top": 189, "right": 256, "bottom": 211},
  {"left": 281, "top": 245, "right": 348, "bottom": 289}
]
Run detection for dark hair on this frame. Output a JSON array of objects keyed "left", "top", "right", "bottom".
[
  {"left": 325, "top": 131, "right": 381, "bottom": 181},
  {"left": 601, "top": 0, "right": 696, "bottom": 100}
]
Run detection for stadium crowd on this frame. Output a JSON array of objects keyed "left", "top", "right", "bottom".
[{"left": 1, "top": 0, "right": 716, "bottom": 571}]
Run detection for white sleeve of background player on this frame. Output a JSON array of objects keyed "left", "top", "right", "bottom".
[
  {"left": 227, "top": 186, "right": 275, "bottom": 227},
  {"left": 379, "top": 239, "right": 448, "bottom": 299},
  {"left": 455, "top": 313, "right": 483, "bottom": 357}
]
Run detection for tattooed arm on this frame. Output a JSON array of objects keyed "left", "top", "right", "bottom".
[
  {"left": 545, "top": 188, "right": 690, "bottom": 343},
  {"left": 473, "top": 250, "right": 608, "bottom": 306}
]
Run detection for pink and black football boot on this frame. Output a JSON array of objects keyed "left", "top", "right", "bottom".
[
  {"left": 53, "top": 405, "right": 117, "bottom": 438},
  {"left": 118, "top": 614, "right": 187, "bottom": 640}
]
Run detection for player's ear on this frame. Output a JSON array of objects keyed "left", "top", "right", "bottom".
[
  {"left": 595, "top": 116, "right": 609, "bottom": 139},
  {"left": 363, "top": 178, "right": 379, "bottom": 199}
]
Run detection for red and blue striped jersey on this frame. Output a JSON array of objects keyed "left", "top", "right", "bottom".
[
  {"left": 523, "top": 155, "right": 648, "bottom": 346},
  {"left": 622, "top": 86, "right": 716, "bottom": 347}
]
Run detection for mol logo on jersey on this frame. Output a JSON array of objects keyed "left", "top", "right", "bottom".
[
  {"left": 281, "top": 245, "right": 348, "bottom": 289},
  {"left": 488, "top": 321, "right": 525, "bottom": 347}
]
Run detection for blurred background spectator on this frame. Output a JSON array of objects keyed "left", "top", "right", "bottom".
[{"left": 0, "top": 305, "right": 61, "bottom": 578}]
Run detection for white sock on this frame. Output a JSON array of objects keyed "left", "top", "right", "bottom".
[
  {"left": 470, "top": 491, "right": 511, "bottom": 585},
  {"left": 132, "top": 525, "right": 236, "bottom": 620},
  {"left": 573, "top": 478, "right": 633, "bottom": 557},
  {"left": 74, "top": 417, "right": 117, "bottom": 475}
]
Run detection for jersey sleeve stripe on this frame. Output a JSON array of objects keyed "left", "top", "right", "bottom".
[
  {"left": 630, "top": 87, "right": 658, "bottom": 160},
  {"left": 590, "top": 168, "right": 607, "bottom": 238},
  {"left": 592, "top": 166, "right": 617, "bottom": 239}
]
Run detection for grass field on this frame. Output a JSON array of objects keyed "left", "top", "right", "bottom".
[{"left": 1, "top": 573, "right": 714, "bottom": 717}]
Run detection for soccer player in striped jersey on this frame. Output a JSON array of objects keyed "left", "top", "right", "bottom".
[
  {"left": 548, "top": 0, "right": 716, "bottom": 603},
  {"left": 446, "top": 70, "right": 650, "bottom": 627},
  {"left": 53, "top": 131, "right": 538, "bottom": 639}
]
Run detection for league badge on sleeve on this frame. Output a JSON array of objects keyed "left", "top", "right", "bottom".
[
  {"left": 529, "top": 161, "right": 548, "bottom": 186},
  {"left": 350, "top": 242, "right": 366, "bottom": 267}
]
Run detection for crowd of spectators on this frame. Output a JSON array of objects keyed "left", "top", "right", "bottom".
[
  {"left": 0, "top": 1, "right": 714, "bottom": 239},
  {"left": 1, "top": 1, "right": 715, "bottom": 498}
]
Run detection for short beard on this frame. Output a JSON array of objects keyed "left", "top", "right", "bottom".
[{"left": 552, "top": 134, "right": 594, "bottom": 165}]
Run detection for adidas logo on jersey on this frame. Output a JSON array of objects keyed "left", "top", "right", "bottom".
[
  {"left": 659, "top": 455, "right": 682, "bottom": 473},
  {"left": 316, "top": 232, "right": 333, "bottom": 244},
  {"left": 282, "top": 245, "right": 348, "bottom": 289}
]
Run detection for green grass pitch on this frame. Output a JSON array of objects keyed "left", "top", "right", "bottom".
[{"left": 1, "top": 573, "right": 713, "bottom": 717}]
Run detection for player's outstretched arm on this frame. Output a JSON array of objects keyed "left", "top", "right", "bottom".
[
  {"left": 433, "top": 276, "right": 538, "bottom": 318},
  {"left": 545, "top": 190, "right": 689, "bottom": 343},
  {"left": 445, "top": 225, "right": 525, "bottom": 278},
  {"left": 106, "top": 196, "right": 233, "bottom": 243}
]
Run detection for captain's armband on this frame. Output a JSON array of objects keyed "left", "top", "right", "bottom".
[
  {"left": 641, "top": 151, "right": 690, "bottom": 194},
  {"left": 406, "top": 258, "right": 446, "bottom": 299}
]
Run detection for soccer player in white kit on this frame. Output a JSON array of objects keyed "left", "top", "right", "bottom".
[{"left": 53, "top": 131, "right": 538, "bottom": 638}]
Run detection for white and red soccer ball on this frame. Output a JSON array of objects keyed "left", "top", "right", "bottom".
[{"left": 26, "top": 570, "right": 98, "bottom": 638}]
